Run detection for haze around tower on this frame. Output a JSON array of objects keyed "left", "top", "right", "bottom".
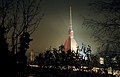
[
  {"left": 64, "top": 6, "right": 78, "bottom": 52},
  {"left": 29, "top": 0, "right": 99, "bottom": 54}
]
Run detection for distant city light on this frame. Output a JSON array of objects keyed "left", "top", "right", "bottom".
[{"left": 99, "top": 57, "right": 104, "bottom": 64}]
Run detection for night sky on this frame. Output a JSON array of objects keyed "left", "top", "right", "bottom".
[{"left": 29, "top": 0, "right": 99, "bottom": 54}]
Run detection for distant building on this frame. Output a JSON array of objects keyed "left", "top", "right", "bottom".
[
  {"left": 28, "top": 49, "right": 35, "bottom": 64},
  {"left": 64, "top": 6, "right": 78, "bottom": 52},
  {"left": 99, "top": 57, "right": 104, "bottom": 65}
]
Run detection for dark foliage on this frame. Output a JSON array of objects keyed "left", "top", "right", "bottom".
[{"left": 83, "top": 0, "right": 120, "bottom": 52}]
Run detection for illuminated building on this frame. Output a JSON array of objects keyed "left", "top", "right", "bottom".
[
  {"left": 28, "top": 49, "right": 35, "bottom": 64},
  {"left": 64, "top": 6, "right": 78, "bottom": 52},
  {"left": 99, "top": 57, "right": 104, "bottom": 65}
]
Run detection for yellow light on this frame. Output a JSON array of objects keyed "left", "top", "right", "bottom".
[{"left": 100, "top": 57, "right": 104, "bottom": 64}]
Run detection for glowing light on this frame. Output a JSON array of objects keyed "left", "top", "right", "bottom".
[
  {"left": 64, "top": 6, "right": 78, "bottom": 52},
  {"left": 99, "top": 57, "right": 104, "bottom": 64}
]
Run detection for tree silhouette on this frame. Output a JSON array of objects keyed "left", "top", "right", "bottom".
[
  {"left": 0, "top": 27, "right": 11, "bottom": 76},
  {"left": 83, "top": 0, "right": 120, "bottom": 69},
  {"left": 16, "top": 32, "right": 33, "bottom": 74},
  {"left": 34, "top": 44, "right": 93, "bottom": 72},
  {"left": 0, "top": 0, "right": 43, "bottom": 76},
  {"left": 83, "top": 0, "right": 120, "bottom": 52}
]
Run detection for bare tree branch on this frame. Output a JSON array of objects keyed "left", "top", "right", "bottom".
[{"left": 83, "top": 0, "right": 120, "bottom": 51}]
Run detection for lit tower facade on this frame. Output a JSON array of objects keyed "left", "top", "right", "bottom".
[{"left": 64, "top": 6, "right": 78, "bottom": 52}]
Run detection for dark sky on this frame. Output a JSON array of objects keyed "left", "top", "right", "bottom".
[{"left": 29, "top": 0, "right": 99, "bottom": 54}]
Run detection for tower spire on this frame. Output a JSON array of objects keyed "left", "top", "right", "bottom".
[
  {"left": 70, "top": 6, "right": 72, "bottom": 28},
  {"left": 64, "top": 4, "right": 78, "bottom": 52},
  {"left": 69, "top": 6, "right": 73, "bottom": 38},
  {"left": 69, "top": 0, "right": 73, "bottom": 33}
]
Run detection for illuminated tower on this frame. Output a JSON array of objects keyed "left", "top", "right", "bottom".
[{"left": 64, "top": 6, "right": 78, "bottom": 52}]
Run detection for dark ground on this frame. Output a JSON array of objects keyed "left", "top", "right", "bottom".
[{"left": 26, "top": 67, "right": 116, "bottom": 77}]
